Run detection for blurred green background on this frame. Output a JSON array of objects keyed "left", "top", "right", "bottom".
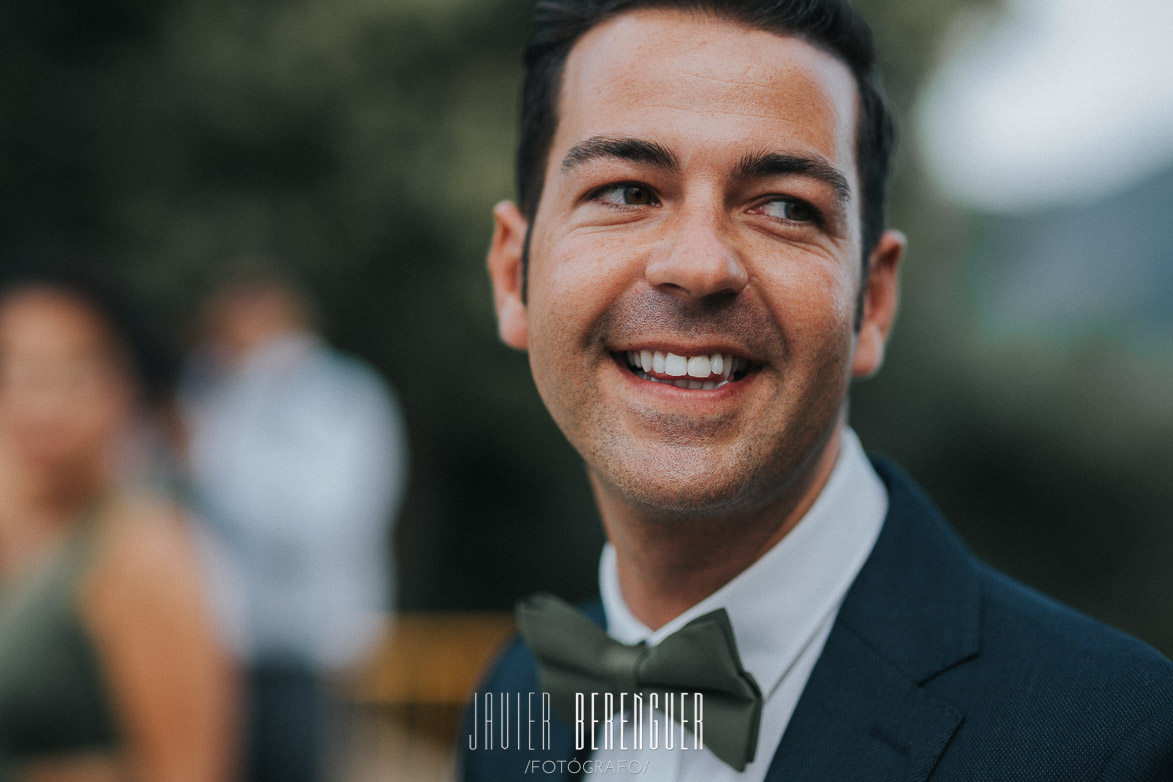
[{"left": 3, "top": 0, "right": 1170, "bottom": 655}]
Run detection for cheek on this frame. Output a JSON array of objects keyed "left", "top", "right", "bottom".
[
  {"left": 529, "top": 234, "right": 640, "bottom": 345},
  {"left": 80, "top": 391, "right": 127, "bottom": 434},
  {"left": 3, "top": 384, "right": 126, "bottom": 450},
  {"left": 756, "top": 255, "right": 858, "bottom": 346}
]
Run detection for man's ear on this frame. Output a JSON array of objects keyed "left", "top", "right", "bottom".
[
  {"left": 487, "top": 200, "right": 529, "bottom": 350},
  {"left": 852, "top": 229, "right": 904, "bottom": 379}
]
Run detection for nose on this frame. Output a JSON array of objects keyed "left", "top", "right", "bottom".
[{"left": 645, "top": 207, "right": 749, "bottom": 298}]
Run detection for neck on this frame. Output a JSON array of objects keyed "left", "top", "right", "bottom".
[{"left": 596, "top": 427, "right": 843, "bottom": 631}]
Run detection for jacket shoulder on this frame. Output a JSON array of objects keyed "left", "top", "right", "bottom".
[
  {"left": 974, "top": 559, "right": 1173, "bottom": 712},
  {"left": 931, "top": 534, "right": 1173, "bottom": 779},
  {"left": 862, "top": 459, "right": 1173, "bottom": 779}
]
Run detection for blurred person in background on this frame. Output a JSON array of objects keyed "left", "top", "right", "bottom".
[
  {"left": 179, "top": 270, "right": 408, "bottom": 782},
  {"left": 0, "top": 268, "right": 239, "bottom": 782}
]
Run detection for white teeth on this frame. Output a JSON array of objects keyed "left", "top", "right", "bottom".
[
  {"left": 640, "top": 350, "right": 653, "bottom": 373},
  {"left": 634, "top": 372, "right": 729, "bottom": 391},
  {"left": 624, "top": 348, "right": 745, "bottom": 384},
  {"left": 686, "top": 355, "right": 711, "bottom": 378},
  {"left": 664, "top": 353, "right": 688, "bottom": 377}
]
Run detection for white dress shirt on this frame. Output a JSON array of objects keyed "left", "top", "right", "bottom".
[{"left": 593, "top": 427, "right": 887, "bottom": 781}]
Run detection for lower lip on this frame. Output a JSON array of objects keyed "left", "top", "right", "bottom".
[{"left": 610, "top": 354, "right": 752, "bottom": 403}]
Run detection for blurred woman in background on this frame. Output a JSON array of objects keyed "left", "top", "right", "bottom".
[{"left": 0, "top": 270, "right": 238, "bottom": 781}]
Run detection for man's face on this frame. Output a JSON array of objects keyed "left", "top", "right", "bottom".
[{"left": 490, "top": 9, "right": 902, "bottom": 518}]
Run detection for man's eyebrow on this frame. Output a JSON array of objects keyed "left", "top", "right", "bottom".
[
  {"left": 734, "top": 151, "right": 852, "bottom": 205},
  {"left": 561, "top": 136, "right": 680, "bottom": 174}
]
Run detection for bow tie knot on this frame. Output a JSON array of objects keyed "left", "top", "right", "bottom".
[
  {"left": 516, "top": 593, "right": 763, "bottom": 772},
  {"left": 600, "top": 641, "right": 646, "bottom": 694}
]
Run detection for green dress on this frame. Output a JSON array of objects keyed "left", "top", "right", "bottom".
[{"left": 0, "top": 520, "right": 120, "bottom": 780}]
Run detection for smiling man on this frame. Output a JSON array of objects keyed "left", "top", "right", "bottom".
[{"left": 460, "top": 1, "right": 1173, "bottom": 780}]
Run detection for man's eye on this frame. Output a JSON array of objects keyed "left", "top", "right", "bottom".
[
  {"left": 597, "top": 184, "right": 657, "bottom": 207},
  {"left": 759, "top": 198, "right": 816, "bottom": 223}
]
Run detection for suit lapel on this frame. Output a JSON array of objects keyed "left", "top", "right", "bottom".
[{"left": 765, "top": 459, "right": 981, "bottom": 782}]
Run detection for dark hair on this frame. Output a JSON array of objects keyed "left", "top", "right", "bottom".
[{"left": 517, "top": 0, "right": 894, "bottom": 277}]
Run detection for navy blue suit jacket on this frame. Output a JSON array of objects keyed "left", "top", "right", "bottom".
[{"left": 460, "top": 460, "right": 1173, "bottom": 780}]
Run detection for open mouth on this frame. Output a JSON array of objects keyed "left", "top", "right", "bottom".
[{"left": 618, "top": 349, "right": 755, "bottom": 390}]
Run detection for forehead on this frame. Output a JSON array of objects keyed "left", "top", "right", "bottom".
[
  {"left": 553, "top": 8, "right": 859, "bottom": 179},
  {"left": 0, "top": 290, "right": 112, "bottom": 356}
]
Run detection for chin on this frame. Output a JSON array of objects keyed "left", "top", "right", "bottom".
[
  {"left": 595, "top": 451, "right": 769, "bottom": 519},
  {"left": 584, "top": 423, "right": 837, "bottom": 521},
  {"left": 635, "top": 490, "right": 749, "bottom": 519}
]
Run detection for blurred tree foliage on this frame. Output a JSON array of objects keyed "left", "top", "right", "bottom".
[{"left": 2, "top": 0, "right": 1170, "bottom": 654}]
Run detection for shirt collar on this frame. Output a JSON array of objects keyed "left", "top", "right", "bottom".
[{"left": 599, "top": 426, "right": 888, "bottom": 700}]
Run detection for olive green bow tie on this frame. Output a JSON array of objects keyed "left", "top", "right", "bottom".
[{"left": 516, "top": 593, "right": 763, "bottom": 772}]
